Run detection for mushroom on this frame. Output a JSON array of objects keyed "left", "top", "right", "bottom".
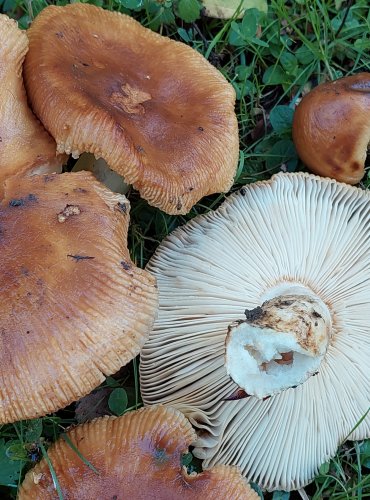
[
  {"left": 292, "top": 73, "right": 370, "bottom": 184},
  {"left": 140, "top": 172, "right": 370, "bottom": 491},
  {"left": 18, "top": 406, "right": 258, "bottom": 499},
  {"left": 0, "top": 14, "right": 64, "bottom": 194},
  {"left": 23, "top": 3, "right": 239, "bottom": 215},
  {"left": 0, "top": 171, "right": 157, "bottom": 423}
]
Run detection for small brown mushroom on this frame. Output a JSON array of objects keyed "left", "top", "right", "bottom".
[
  {"left": 0, "top": 14, "right": 64, "bottom": 194},
  {"left": 0, "top": 171, "right": 157, "bottom": 423},
  {"left": 18, "top": 406, "right": 258, "bottom": 499},
  {"left": 292, "top": 73, "right": 370, "bottom": 184},
  {"left": 24, "top": 3, "right": 239, "bottom": 214}
]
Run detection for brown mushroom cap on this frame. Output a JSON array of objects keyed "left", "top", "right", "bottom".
[
  {"left": 0, "top": 14, "right": 64, "bottom": 193},
  {"left": 18, "top": 406, "right": 258, "bottom": 499},
  {"left": 292, "top": 73, "right": 370, "bottom": 184},
  {"left": 24, "top": 3, "right": 239, "bottom": 215},
  {"left": 0, "top": 171, "right": 157, "bottom": 423}
]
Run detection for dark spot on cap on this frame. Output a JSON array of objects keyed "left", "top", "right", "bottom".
[
  {"left": 81, "top": 62, "right": 90, "bottom": 67},
  {"left": 312, "top": 310, "right": 322, "bottom": 319},
  {"left": 198, "top": 126, "right": 204, "bottom": 131},
  {"left": 136, "top": 145, "right": 145, "bottom": 153},
  {"left": 153, "top": 448, "right": 168, "bottom": 464},
  {"left": 67, "top": 254, "right": 95, "bottom": 261},
  {"left": 120, "top": 260, "right": 131, "bottom": 271},
  {"left": 9, "top": 199, "right": 24, "bottom": 207},
  {"left": 176, "top": 200, "right": 182, "bottom": 211},
  {"left": 56, "top": 32, "right": 64, "bottom": 38},
  {"left": 351, "top": 162, "right": 362, "bottom": 171},
  {"left": 73, "top": 187, "right": 88, "bottom": 193},
  {"left": 116, "top": 202, "right": 127, "bottom": 214}
]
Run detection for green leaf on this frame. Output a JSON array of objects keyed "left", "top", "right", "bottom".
[
  {"left": 360, "top": 439, "right": 370, "bottom": 467},
  {"left": 233, "top": 80, "right": 256, "bottom": 99},
  {"left": 177, "top": 0, "right": 201, "bottom": 22},
  {"left": 202, "top": 0, "right": 267, "bottom": 19},
  {"left": 105, "top": 376, "right": 120, "bottom": 388},
  {"left": 0, "top": 439, "right": 23, "bottom": 486},
  {"left": 25, "top": 419, "right": 43, "bottom": 442},
  {"left": 177, "top": 27, "right": 192, "bottom": 43},
  {"left": 241, "top": 8, "right": 259, "bottom": 38},
  {"left": 266, "top": 140, "right": 297, "bottom": 171},
  {"left": 269, "top": 105, "right": 294, "bottom": 133},
  {"left": 280, "top": 52, "right": 298, "bottom": 75},
  {"left": 158, "top": 6, "right": 176, "bottom": 25},
  {"left": 181, "top": 452, "right": 193, "bottom": 467},
  {"left": 6, "top": 442, "right": 28, "bottom": 461},
  {"left": 108, "top": 388, "right": 128, "bottom": 416},
  {"left": 354, "top": 38, "right": 370, "bottom": 50},
  {"left": 295, "top": 45, "right": 316, "bottom": 65},
  {"left": 319, "top": 461, "right": 330, "bottom": 475},
  {"left": 120, "top": 0, "right": 143, "bottom": 8},
  {"left": 235, "top": 65, "right": 253, "bottom": 81},
  {"left": 229, "top": 21, "right": 247, "bottom": 46},
  {"left": 263, "top": 65, "right": 290, "bottom": 85},
  {"left": 272, "top": 492, "right": 290, "bottom": 500}
]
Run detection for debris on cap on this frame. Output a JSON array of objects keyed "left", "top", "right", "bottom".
[
  {"left": 0, "top": 171, "right": 157, "bottom": 423},
  {"left": 0, "top": 14, "right": 64, "bottom": 194},
  {"left": 18, "top": 406, "right": 258, "bottom": 499},
  {"left": 140, "top": 172, "right": 370, "bottom": 491},
  {"left": 292, "top": 73, "right": 370, "bottom": 184},
  {"left": 24, "top": 3, "right": 239, "bottom": 215}
]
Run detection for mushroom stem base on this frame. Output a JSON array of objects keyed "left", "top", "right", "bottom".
[{"left": 225, "top": 293, "right": 331, "bottom": 398}]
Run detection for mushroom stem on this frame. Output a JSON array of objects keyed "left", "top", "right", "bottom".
[{"left": 225, "top": 292, "right": 332, "bottom": 399}]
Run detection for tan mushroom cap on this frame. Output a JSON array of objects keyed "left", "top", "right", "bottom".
[
  {"left": 0, "top": 171, "right": 157, "bottom": 423},
  {"left": 292, "top": 73, "right": 370, "bottom": 184},
  {"left": 140, "top": 172, "right": 370, "bottom": 491},
  {"left": 24, "top": 3, "right": 239, "bottom": 215},
  {"left": 0, "top": 14, "right": 64, "bottom": 193},
  {"left": 18, "top": 406, "right": 258, "bottom": 499}
]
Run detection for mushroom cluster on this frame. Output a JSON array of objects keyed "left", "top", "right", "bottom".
[
  {"left": 19, "top": 406, "right": 258, "bottom": 499},
  {"left": 140, "top": 172, "right": 370, "bottom": 491},
  {"left": 1, "top": 3, "right": 369, "bottom": 498}
]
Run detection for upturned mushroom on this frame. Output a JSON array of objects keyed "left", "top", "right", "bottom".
[
  {"left": 140, "top": 172, "right": 370, "bottom": 491},
  {"left": 292, "top": 73, "right": 370, "bottom": 184},
  {"left": 0, "top": 171, "right": 157, "bottom": 423},
  {"left": 0, "top": 14, "right": 63, "bottom": 192},
  {"left": 19, "top": 406, "right": 258, "bottom": 499},
  {"left": 24, "top": 3, "right": 239, "bottom": 215}
]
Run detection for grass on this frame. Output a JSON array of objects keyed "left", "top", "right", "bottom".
[{"left": 0, "top": 0, "right": 369, "bottom": 498}]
